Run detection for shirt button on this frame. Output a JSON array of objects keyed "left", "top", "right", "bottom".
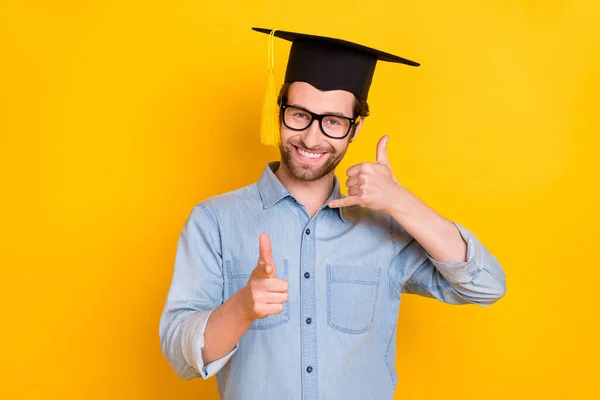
[
  {"left": 304, "top": 272, "right": 310, "bottom": 279},
  {"left": 306, "top": 317, "right": 312, "bottom": 324},
  {"left": 305, "top": 228, "right": 311, "bottom": 235},
  {"left": 291, "top": 198, "right": 297, "bottom": 202},
  {"left": 306, "top": 366, "right": 313, "bottom": 373}
]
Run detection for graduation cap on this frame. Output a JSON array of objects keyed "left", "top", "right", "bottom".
[{"left": 253, "top": 27, "right": 420, "bottom": 146}]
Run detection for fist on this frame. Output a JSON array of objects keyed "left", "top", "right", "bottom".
[{"left": 243, "top": 233, "right": 289, "bottom": 320}]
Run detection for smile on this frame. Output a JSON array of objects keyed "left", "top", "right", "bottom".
[{"left": 294, "top": 145, "right": 325, "bottom": 160}]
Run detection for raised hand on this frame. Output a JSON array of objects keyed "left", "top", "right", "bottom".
[
  {"left": 328, "top": 135, "right": 404, "bottom": 214},
  {"left": 243, "top": 233, "right": 289, "bottom": 320}
]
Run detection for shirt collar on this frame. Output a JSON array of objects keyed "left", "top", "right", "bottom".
[{"left": 257, "top": 161, "right": 346, "bottom": 223}]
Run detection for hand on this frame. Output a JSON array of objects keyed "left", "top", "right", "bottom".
[
  {"left": 243, "top": 233, "right": 289, "bottom": 320},
  {"left": 328, "top": 135, "right": 404, "bottom": 214}
]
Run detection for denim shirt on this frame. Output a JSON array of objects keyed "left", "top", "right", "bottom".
[{"left": 159, "top": 162, "right": 506, "bottom": 400}]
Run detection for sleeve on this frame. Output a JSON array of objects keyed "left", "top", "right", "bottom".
[
  {"left": 389, "top": 218, "right": 507, "bottom": 305},
  {"left": 159, "top": 204, "right": 238, "bottom": 380}
]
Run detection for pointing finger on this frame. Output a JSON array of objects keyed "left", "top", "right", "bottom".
[{"left": 258, "top": 233, "right": 274, "bottom": 265}]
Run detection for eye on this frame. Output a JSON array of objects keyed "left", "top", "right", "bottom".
[
  {"left": 295, "top": 112, "right": 310, "bottom": 119},
  {"left": 324, "top": 117, "right": 343, "bottom": 126}
]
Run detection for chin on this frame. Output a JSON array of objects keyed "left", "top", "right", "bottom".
[{"left": 280, "top": 143, "right": 340, "bottom": 182}]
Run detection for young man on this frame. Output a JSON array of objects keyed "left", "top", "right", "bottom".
[{"left": 159, "top": 28, "right": 506, "bottom": 399}]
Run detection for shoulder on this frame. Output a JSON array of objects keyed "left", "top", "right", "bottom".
[{"left": 191, "top": 183, "right": 261, "bottom": 222}]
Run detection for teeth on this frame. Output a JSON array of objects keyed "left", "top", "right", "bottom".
[{"left": 297, "top": 147, "right": 324, "bottom": 159}]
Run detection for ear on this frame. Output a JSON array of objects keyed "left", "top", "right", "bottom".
[{"left": 349, "top": 116, "right": 366, "bottom": 143}]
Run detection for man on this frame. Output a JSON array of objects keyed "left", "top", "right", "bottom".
[{"left": 159, "top": 27, "right": 506, "bottom": 399}]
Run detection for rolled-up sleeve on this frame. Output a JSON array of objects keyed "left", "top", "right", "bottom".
[
  {"left": 391, "top": 219, "right": 507, "bottom": 305},
  {"left": 159, "top": 204, "right": 238, "bottom": 379}
]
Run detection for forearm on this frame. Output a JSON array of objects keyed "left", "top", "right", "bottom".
[
  {"left": 388, "top": 186, "right": 467, "bottom": 263},
  {"left": 202, "top": 287, "right": 254, "bottom": 364}
]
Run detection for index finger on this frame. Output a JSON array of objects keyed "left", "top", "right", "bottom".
[{"left": 258, "top": 233, "right": 274, "bottom": 264}]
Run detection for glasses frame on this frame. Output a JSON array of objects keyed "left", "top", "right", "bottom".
[{"left": 280, "top": 104, "right": 358, "bottom": 140}]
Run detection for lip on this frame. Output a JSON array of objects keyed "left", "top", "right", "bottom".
[{"left": 293, "top": 145, "right": 327, "bottom": 163}]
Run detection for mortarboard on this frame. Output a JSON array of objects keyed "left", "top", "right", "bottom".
[{"left": 252, "top": 27, "right": 420, "bottom": 146}]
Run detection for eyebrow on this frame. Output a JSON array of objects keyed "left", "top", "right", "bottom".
[{"left": 288, "top": 103, "right": 352, "bottom": 119}]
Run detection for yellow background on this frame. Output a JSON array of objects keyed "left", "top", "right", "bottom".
[{"left": 1, "top": 1, "right": 598, "bottom": 399}]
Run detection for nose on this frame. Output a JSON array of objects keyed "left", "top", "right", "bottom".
[{"left": 302, "top": 119, "right": 323, "bottom": 149}]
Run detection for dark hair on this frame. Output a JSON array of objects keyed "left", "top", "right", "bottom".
[
  {"left": 276, "top": 83, "right": 370, "bottom": 120},
  {"left": 276, "top": 83, "right": 369, "bottom": 141}
]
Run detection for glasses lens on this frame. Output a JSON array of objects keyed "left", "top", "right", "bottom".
[
  {"left": 322, "top": 116, "right": 351, "bottom": 138},
  {"left": 283, "top": 107, "right": 312, "bottom": 130}
]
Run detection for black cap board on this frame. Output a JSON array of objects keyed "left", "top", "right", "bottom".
[{"left": 252, "top": 27, "right": 419, "bottom": 101}]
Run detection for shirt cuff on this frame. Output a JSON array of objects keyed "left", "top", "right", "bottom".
[
  {"left": 180, "top": 310, "right": 239, "bottom": 379},
  {"left": 425, "top": 221, "right": 482, "bottom": 284}
]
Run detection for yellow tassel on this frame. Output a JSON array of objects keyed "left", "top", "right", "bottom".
[{"left": 260, "top": 29, "right": 280, "bottom": 147}]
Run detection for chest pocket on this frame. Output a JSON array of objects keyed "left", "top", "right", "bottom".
[
  {"left": 327, "top": 264, "right": 382, "bottom": 334},
  {"left": 225, "top": 258, "right": 289, "bottom": 330}
]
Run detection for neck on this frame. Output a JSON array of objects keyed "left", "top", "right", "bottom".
[{"left": 275, "top": 161, "right": 335, "bottom": 217}]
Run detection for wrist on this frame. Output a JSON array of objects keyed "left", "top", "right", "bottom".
[
  {"left": 384, "top": 185, "right": 413, "bottom": 217},
  {"left": 234, "top": 287, "right": 257, "bottom": 324}
]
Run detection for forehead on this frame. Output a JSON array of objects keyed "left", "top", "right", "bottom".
[{"left": 287, "top": 82, "right": 354, "bottom": 116}]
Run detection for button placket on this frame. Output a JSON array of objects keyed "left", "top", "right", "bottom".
[{"left": 300, "top": 216, "right": 319, "bottom": 399}]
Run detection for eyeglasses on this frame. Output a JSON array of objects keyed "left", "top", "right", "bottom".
[{"left": 280, "top": 104, "right": 358, "bottom": 139}]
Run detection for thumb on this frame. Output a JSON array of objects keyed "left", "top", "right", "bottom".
[
  {"left": 254, "top": 261, "right": 275, "bottom": 279},
  {"left": 376, "top": 135, "right": 390, "bottom": 166}
]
